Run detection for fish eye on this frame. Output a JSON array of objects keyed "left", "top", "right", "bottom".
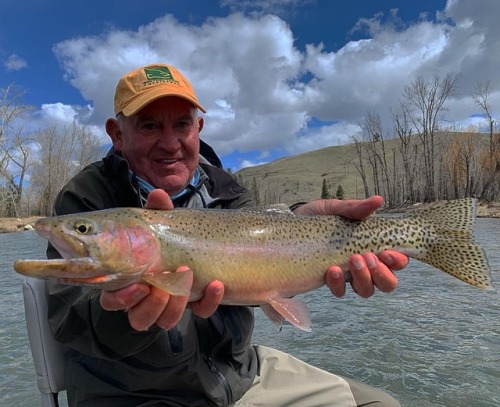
[{"left": 74, "top": 221, "right": 92, "bottom": 234}]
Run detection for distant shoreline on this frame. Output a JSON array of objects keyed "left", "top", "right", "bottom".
[{"left": 0, "top": 217, "right": 40, "bottom": 233}]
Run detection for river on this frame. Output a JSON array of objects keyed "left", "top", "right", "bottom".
[{"left": 0, "top": 219, "right": 499, "bottom": 406}]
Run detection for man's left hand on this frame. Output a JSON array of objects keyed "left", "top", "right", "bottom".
[{"left": 293, "top": 196, "right": 409, "bottom": 298}]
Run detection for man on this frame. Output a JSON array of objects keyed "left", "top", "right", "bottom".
[{"left": 46, "top": 64, "right": 407, "bottom": 406}]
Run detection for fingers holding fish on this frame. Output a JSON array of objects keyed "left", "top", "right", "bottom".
[
  {"left": 145, "top": 189, "right": 174, "bottom": 210},
  {"left": 349, "top": 254, "right": 377, "bottom": 298},
  {"left": 190, "top": 280, "right": 225, "bottom": 318},
  {"left": 100, "top": 283, "right": 150, "bottom": 311},
  {"left": 378, "top": 250, "right": 409, "bottom": 271},
  {"left": 293, "top": 195, "right": 384, "bottom": 219},
  {"left": 154, "top": 288, "right": 191, "bottom": 331},
  {"left": 326, "top": 253, "right": 399, "bottom": 299},
  {"left": 325, "top": 266, "right": 348, "bottom": 298},
  {"left": 124, "top": 286, "right": 179, "bottom": 331},
  {"left": 363, "top": 253, "right": 398, "bottom": 294}
]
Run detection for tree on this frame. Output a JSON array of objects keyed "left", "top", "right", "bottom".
[
  {"left": 335, "top": 185, "right": 345, "bottom": 200},
  {"left": 321, "top": 178, "right": 331, "bottom": 199},
  {"left": 472, "top": 80, "right": 495, "bottom": 160},
  {"left": 0, "top": 126, "right": 34, "bottom": 216},
  {"left": 251, "top": 177, "right": 260, "bottom": 205},
  {"left": 0, "top": 84, "right": 33, "bottom": 216},
  {"left": 403, "top": 73, "right": 459, "bottom": 201},
  {"left": 30, "top": 122, "right": 101, "bottom": 215},
  {"left": 351, "top": 135, "right": 370, "bottom": 198},
  {"left": 362, "top": 111, "right": 394, "bottom": 205},
  {"left": 472, "top": 80, "right": 500, "bottom": 201}
]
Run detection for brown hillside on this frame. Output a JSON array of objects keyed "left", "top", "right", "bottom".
[{"left": 235, "top": 132, "right": 492, "bottom": 206}]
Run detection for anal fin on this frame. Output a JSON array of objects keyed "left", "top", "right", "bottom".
[{"left": 263, "top": 297, "right": 312, "bottom": 332}]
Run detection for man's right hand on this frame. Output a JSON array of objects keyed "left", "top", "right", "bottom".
[{"left": 99, "top": 189, "right": 224, "bottom": 331}]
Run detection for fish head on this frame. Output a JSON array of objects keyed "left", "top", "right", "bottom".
[{"left": 15, "top": 209, "right": 163, "bottom": 289}]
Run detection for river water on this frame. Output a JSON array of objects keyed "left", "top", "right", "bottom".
[{"left": 0, "top": 219, "right": 499, "bottom": 406}]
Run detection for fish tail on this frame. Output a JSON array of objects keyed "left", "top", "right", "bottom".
[{"left": 410, "top": 198, "right": 492, "bottom": 288}]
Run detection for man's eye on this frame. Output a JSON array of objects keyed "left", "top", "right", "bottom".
[
  {"left": 174, "top": 121, "right": 192, "bottom": 129},
  {"left": 141, "top": 122, "right": 158, "bottom": 130}
]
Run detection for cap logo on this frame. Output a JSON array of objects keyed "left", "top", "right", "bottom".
[{"left": 143, "top": 66, "right": 179, "bottom": 86}]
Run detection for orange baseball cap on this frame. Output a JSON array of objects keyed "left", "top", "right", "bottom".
[{"left": 114, "top": 64, "right": 206, "bottom": 116}]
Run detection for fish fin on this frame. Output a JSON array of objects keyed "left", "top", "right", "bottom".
[
  {"left": 410, "top": 198, "right": 492, "bottom": 288},
  {"left": 142, "top": 269, "right": 193, "bottom": 296},
  {"left": 419, "top": 238, "right": 492, "bottom": 288},
  {"left": 260, "top": 303, "right": 285, "bottom": 329},
  {"left": 266, "top": 297, "right": 312, "bottom": 332}
]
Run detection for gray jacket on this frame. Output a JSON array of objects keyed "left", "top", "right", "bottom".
[{"left": 46, "top": 148, "right": 258, "bottom": 406}]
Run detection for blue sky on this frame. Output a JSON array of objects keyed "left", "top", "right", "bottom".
[{"left": 1, "top": 0, "right": 498, "bottom": 170}]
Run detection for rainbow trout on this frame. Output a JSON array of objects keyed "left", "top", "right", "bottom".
[{"left": 14, "top": 198, "right": 492, "bottom": 331}]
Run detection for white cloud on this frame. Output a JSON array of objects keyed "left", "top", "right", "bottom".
[
  {"left": 3, "top": 54, "right": 27, "bottom": 71},
  {"left": 49, "top": 0, "right": 500, "bottom": 159},
  {"left": 239, "top": 158, "right": 271, "bottom": 170},
  {"left": 29, "top": 103, "right": 107, "bottom": 143},
  {"left": 287, "top": 121, "right": 362, "bottom": 156}
]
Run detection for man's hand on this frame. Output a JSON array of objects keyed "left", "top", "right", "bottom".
[
  {"left": 294, "top": 196, "right": 409, "bottom": 298},
  {"left": 100, "top": 189, "right": 224, "bottom": 331}
]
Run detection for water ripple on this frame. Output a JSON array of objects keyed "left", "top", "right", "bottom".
[{"left": 1, "top": 220, "right": 499, "bottom": 406}]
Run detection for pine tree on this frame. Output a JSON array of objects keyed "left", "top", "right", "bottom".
[
  {"left": 251, "top": 177, "right": 260, "bottom": 205},
  {"left": 321, "top": 179, "right": 331, "bottom": 199},
  {"left": 335, "top": 184, "right": 345, "bottom": 200}
]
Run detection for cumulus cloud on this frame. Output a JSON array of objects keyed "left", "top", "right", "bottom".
[
  {"left": 28, "top": 103, "right": 107, "bottom": 143},
  {"left": 3, "top": 54, "right": 27, "bottom": 71},
  {"left": 50, "top": 0, "right": 500, "bottom": 160}
]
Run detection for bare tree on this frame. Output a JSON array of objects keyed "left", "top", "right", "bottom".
[
  {"left": 362, "top": 111, "right": 395, "bottom": 205},
  {"left": 0, "top": 124, "right": 34, "bottom": 216},
  {"left": 391, "top": 104, "right": 418, "bottom": 203},
  {"left": 442, "top": 131, "right": 485, "bottom": 199},
  {"left": 472, "top": 80, "right": 500, "bottom": 201},
  {"left": 351, "top": 135, "right": 370, "bottom": 198},
  {"left": 0, "top": 84, "right": 34, "bottom": 216},
  {"left": 403, "top": 73, "right": 459, "bottom": 201},
  {"left": 472, "top": 81, "right": 495, "bottom": 159},
  {"left": 30, "top": 123, "right": 101, "bottom": 215}
]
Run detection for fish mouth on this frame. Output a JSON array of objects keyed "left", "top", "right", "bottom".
[
  {"left": 13, "top": 257, "right": 128, "bottom": 289},
  {"left": 35, "top": 219, "right": 89, "bottom": 259},
  {"left": 14, "top": 257, "right": 102, "bottom": 278}
]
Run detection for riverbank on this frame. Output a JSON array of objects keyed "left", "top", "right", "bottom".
[
  {"left": 0, "top": 216, "right": 40, "bottom": 233},
  {"left": 1, "top": 201, "right": 500, "bottom": 233}
]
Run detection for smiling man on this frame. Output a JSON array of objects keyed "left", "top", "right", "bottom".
[{"left": 45, "top": 64, "right": 406, "bottom": 406}]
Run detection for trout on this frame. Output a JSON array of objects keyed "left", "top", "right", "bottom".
[{"left": 14, "top": 198, "right": 492, "bottom": 331}]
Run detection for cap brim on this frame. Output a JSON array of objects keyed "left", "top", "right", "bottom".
[{"left": 121, "top": 88, "right": 206, "bottom": 116}]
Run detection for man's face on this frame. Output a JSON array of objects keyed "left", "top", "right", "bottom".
[{"left": 107, "top": 97, "right": 203, "bottom": 195}]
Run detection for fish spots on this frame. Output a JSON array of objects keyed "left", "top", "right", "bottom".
[{"left": 26, "top": 198, "right": 492, "bottom": 295}]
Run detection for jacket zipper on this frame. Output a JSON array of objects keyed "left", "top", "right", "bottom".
[
  {"left": 203, "top": 354, "right": 233, "bottom": 404},
  {"left": 194, "top": 316, "right": 233, "bottom": 405}
]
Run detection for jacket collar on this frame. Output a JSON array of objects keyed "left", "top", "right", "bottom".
[{"left": 102, "top": 147, "right": 245, "bottom": 207}]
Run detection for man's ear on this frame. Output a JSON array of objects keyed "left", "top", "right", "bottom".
[
  {"left": 198, "top": 116, "right": 204, "bottom": 133},
  {"left": 106, "top": 118, "right": 123, "bottom": 150}
]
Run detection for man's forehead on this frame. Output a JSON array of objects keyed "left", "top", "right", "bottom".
[{"left": 133, "top": 97, "right": 198, "bottom": 117}]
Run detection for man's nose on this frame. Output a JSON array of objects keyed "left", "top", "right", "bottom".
[{"left": 156, "top": 127, "right": 181, "bottom": 149}]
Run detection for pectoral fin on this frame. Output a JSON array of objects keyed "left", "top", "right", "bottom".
[
  {"left": 262, "top": 297, "right": 312, "bottom": 332},
  {"left": 142, "top": 269, "right": 193, "bottom": 296}
]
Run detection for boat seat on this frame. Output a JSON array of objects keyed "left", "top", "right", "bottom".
[{"left": 22, "top": 277, "right": 66, "bottom": 407}]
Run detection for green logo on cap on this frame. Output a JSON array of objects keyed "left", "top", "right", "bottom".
[{"left": 143, "top": 66, "right": 179, "bottom": 86}]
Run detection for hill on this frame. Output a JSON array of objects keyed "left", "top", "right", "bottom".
[
  {"left": 235, "top": 132, "right": 494, "bottom": 206},
  {"left": 235, "top": 142, "right": 371, "bottom": 206}
]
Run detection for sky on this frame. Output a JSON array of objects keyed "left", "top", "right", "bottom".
[{"left": 1, "top": 0, "right": 499, "bottom": 170}]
